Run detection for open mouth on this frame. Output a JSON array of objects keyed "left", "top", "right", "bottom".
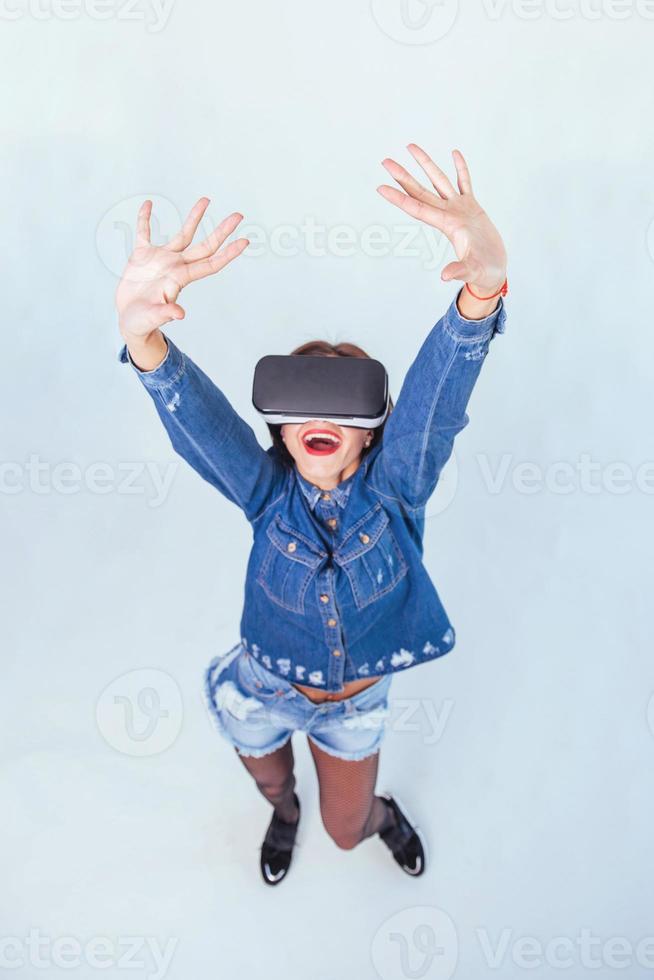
[{"left": 302, "top": 428, "right": 342, "bottom": 456}]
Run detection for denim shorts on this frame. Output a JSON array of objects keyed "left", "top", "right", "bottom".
[{"left": 204, "top": 644, "right": 393, "bottom": 762}]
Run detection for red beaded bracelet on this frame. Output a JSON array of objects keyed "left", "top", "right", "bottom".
[{"left": 464, "top": 278, "right": 509, "bottom": 301}]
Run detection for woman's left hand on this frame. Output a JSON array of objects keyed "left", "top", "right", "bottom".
[{"left": 377, "top": 145, "right": 507, "bottom": 299}]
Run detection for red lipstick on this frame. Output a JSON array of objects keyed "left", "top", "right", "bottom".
[{"left": 301, "top": 428, "right": 342, "bottom": 456}]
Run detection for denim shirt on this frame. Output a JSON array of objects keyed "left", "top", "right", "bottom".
[{"left": 119, "top": 296, "right": 506, "bottom": 691}]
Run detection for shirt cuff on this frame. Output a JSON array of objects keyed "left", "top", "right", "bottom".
[
  {"left": 443, "top": 293, "right": 507, "bottom": 342},
  {"left": 117, "top": 335, "right": 186, "bottom": 389}
]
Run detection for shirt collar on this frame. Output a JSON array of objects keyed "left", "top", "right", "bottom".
[{"left": 295, "top": 470, "right": 354, "bottom": 510}]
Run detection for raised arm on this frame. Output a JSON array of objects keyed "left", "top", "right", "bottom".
[
  {"left": 365, "top": 145, "right": 508, "bottom": 512},
  {"left": 116, "top": 198, "right": 286, "bottom": 521}
]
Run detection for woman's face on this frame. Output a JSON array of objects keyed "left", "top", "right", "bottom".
[{"left": 280, "top": 420, "right": 373, "bottom": 488}]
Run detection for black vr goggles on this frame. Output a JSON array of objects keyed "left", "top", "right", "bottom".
[{"left": 252, "top": 355, "right": 390, "bottom": 429}]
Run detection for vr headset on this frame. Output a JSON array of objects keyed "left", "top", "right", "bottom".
[{"left": 252, "top": 355, "right": 389, "bottom": 429}]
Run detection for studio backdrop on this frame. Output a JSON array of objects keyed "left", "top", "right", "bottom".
[{"left": 2, "top": 1, "right": 653, "bottom": 978}]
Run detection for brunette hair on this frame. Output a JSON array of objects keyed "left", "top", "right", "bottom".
[{"left": 267, "top": 339, "right": 393, "bottom": 467}]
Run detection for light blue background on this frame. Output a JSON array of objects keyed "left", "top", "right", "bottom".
[{"left": 2, "top": 1, "right": 653, "bottom": 978}]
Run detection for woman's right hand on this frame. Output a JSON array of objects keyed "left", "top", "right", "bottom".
[{"left": 116, "top": 197, "right": 248, "bottom": 360}]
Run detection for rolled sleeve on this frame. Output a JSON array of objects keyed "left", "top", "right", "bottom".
[
  {"left": 118, "top": 335, "right": 186, "bottom": 389},
  {"left": 443, "top": 294, "right": 507, "bottom": 342}
]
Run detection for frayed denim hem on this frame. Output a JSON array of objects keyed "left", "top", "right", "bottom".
[
  {"left": 306, "top": 733, "right": 386, "bottom": 762},
  {"left": 203, "top": 646, "right": 241, "bottom": 743},
  {"left": 232, "top": 733, "right": 293, "bottom": 759}
]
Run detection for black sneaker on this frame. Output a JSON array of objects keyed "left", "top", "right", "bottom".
[
  {"left": 379, "top": 794, "right": 426, "bottom": 877},
  {"left": 260, "top": 794, "right": 300, "bottom": 886}
]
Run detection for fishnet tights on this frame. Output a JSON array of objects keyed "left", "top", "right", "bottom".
[{"left": 236, "top": 737, "right": 394, "bottom": 848}]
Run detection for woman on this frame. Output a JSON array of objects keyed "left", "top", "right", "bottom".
[{"left": 116, "top": 144, "right": 508, "bottom": 885}]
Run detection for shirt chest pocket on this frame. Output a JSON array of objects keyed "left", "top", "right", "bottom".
[
  {"left": 256, "top": 515, "right": 327, "bottom": 615},
  {"left": 333, "top": 504, "right": 408, "bottom": 610}
]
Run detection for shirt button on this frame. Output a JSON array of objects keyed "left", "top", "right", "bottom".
[
  {"left": 359, "top": 533, "right": 370, "bottom": 544},
  {"left": 287, "top": 541, "right": 297, "bottom": 553},
  {"left": 332, "top": 649, "right": 342, "bottom": 657},
  {"left": 320, "top": 594, "right": 329, "bottom": 604},
  {"left": 321, "top": 492, "right": 331, "bottom": 500},
  {"left": 327, "top": 618, "right": 337, "bottom": 627},
  {"left": 327, "top": 518, "right": 338, "bottom": 529}
]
